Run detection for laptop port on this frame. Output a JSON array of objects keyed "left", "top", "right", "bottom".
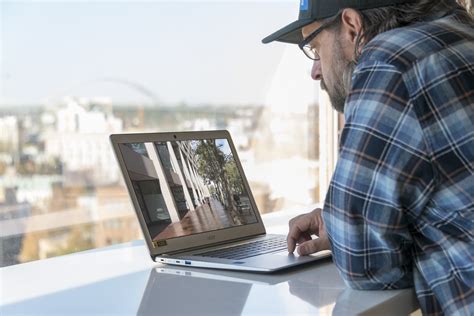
[{"left": 185, "top": 261, "right": 191, "bottom": 265}]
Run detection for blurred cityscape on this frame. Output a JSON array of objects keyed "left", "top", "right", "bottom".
[{"left": 0, "top": 98, "right": 319, "bottom": 267}]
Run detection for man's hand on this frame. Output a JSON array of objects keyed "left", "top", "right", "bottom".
[{"left": 287, "top": 208, "right": 330, "bottom": 256}]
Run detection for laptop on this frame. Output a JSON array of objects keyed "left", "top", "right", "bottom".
[{"left": 110, "top": 130, "right": 330, "bottom": 272}]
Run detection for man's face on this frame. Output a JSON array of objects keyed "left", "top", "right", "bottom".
[{"left": 302, "top": 20, "right": 356, "bottom": 113}]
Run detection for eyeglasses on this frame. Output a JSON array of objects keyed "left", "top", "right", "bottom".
[{"left": 298, "top": 13, "right": 341, "bottom": 61}]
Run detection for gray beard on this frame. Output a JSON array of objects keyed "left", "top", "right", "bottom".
[{"left": 320, "top": 41, "right": 357, "bottom": 114}]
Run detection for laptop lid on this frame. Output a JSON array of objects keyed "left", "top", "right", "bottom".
[{"left": 110, "top": 130, "right": 266, "bottom": 258}]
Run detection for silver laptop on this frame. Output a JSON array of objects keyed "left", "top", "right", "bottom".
[{"left": 110, "top": 130, "right": 330, "bottom": 272}]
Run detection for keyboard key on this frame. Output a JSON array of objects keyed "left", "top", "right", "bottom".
[{"left": 196, "top": 236, "right": 287, "bottom": 260}]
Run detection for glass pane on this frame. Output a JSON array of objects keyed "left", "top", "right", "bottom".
[{"left": 0, "top": 1, "right": 322, "bottom": 266}]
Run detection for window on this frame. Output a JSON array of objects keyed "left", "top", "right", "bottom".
[{"left": 0, "top": 1, "right": 328, "bottom": 266}]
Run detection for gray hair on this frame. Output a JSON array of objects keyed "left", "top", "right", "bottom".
[{"left": 331, "top": 0, "right": 473, "bottom": 61}]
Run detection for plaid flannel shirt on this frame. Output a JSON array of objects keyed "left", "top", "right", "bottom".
[{"left": 323, "top": 11, "right": 474, "bottom": 315}]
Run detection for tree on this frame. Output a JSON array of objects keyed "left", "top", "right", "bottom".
[
  {"left": 193, "top": 139, "right": 245, "bottom": 225},
  {"left": 225, "top": 159, "right": 244, "bottom": 196}
]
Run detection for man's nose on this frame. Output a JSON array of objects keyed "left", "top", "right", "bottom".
[{"left": 311, "top": 60, "right": 322, "bottom": 81}]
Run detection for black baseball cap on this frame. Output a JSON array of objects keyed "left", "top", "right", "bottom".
[{"left": 262, "top": 0, "right": 416, "bottom": 44}]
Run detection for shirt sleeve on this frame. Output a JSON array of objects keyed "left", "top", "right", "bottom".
[{"left": 323, "top": 60, "right": 436, "bottom": 289}]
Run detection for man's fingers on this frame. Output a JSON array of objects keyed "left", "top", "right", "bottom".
[
  {"left": 287, "top": 219, "right": 311, "bottom": 253},
  {"left": 287, "top": 227, "right": 300, "bottom": 254},
  {"left": 297, "top": 237, "right": 330, "bottom": 256},
  {"left": 297, "top": 234, "right": 312, "bottom": 245},
  {"left": 288, "top": 233, "right": 313, "bottom": 253},
  {"left": 287, "top": 208, "right": 324, "bottom": 254}
]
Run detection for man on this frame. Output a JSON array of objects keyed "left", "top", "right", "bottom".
[{"left": 262, "top": 0, "right": 473, "bottom": 315}]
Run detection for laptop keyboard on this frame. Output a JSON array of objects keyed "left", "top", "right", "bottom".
[{"left": 196, "top": 236, "right": 288, "bottom": 260}]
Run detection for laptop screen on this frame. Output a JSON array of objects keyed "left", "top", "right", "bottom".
[{"left": 117, "top": 137, "right": 259, "bottom": 246}]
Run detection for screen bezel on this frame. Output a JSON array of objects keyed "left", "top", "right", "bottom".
[{"left": 110, "top": 130, "right": 266, "bottom": 256}]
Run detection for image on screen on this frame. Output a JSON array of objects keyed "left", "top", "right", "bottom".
[{"left": 118, "top": 138, "right": 259, "bottom": 244}]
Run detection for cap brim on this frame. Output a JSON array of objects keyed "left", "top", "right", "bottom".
[{"left": 262, "top": 18, "right": 315, "bottom": 44}]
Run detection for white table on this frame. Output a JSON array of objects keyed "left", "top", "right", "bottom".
[{"left": 0, "top": 210, "right": 419, "bottom": 315}]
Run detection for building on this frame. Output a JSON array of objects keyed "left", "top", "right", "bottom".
[
  {"left": 0, "top": 116, "right": 19, "bottom": 156},
  {"left": 0, "top": 188, "right": 32, "bottom": 267},
  {"left": 44, "top": 98, "right": 123, "bottom": 185}
]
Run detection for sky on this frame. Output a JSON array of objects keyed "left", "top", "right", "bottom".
[
  {"left": 0, "top": 0, "right": 315, "bottom": 107},
  {"left": 216, "top": 139, "right": 231, "bottom": 156}
]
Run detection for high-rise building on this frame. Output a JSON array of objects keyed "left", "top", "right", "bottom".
[
  {"left": 44, "top": 98, "right": 123, "bottom": 185},
  {"left": 0, "top": 116, "right": 20, "bottom": 156}
]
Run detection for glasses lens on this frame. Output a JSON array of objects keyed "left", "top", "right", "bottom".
[{"left": 303, "top": 45, "right": 319, "bottom": 60}]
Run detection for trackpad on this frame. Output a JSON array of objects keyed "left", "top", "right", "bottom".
[{"left": 273, "top": 251, "right": 300, "bottom": 257}]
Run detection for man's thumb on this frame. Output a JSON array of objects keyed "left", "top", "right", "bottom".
[{"left": 297, "top": 238, "right": 325, "bottom": 256}]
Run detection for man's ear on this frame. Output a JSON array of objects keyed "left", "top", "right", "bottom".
[{"left": 340, "top": 8, "right": 363, "bottom": 45}]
